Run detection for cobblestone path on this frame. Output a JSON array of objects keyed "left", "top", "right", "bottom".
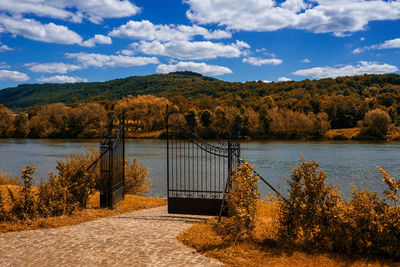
[{"left": 0, "top": 206, "right": 222, "bottom": 266}]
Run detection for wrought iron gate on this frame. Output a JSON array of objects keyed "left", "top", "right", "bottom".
[
  {"left": 99, "top": 116, "right": 125, "bottom": 209},
  {"left": 166, "top": 107, "right": 240, "bottom": 216}
]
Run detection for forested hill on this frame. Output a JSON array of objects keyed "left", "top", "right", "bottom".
[{"left": 1, "top": 71, "right": 400, "bottom": 109}]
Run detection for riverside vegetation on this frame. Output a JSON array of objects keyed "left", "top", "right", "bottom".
[
  {"left": 1, "top": 72, "right": 400, "bottom": 140},
  {"left": 0, "top": 94, "right": 396, "bottom": 140},
  {"left": 0, "top": 147, "right": 163, "bottom": 232},
  {"left": 178, "top": 158, "right": 400, "bottom": 265}
]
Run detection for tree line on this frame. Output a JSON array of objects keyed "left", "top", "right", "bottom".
[{"left": 0, "top": 91, "right": 394, "bottom": 139}]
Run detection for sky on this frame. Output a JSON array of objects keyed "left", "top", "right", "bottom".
[{"left": 0, "top": 0, "right": 400, "bottom": 89}]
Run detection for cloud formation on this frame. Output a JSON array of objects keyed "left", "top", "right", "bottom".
[
  {"left": 65, "top": 52, "right": 159, "bottom": 68},
  {"left": 110, "top": 20, "right": 231, "bottom": 41},
  {"left": 132, "top": 40, "right": 249, "bottom": 60},
  {"left": 278, "top": 77, "right": 292, "bottom": 82},
  {"left": 242, "top": 57, "right": 282, "bottom": 66},
  {"left": 0, "top": 69, "right": 29, "bottom": 81},
  {"left": 185, "top": 0, "right": 400, "bottom": 36},
  {"left": 37, "top": 75, "right": 88, "bottom": 83},
  {"left": 82, "top": 34, "right": 112, "bottom": 48},
  {"left": 0, "top": 15, "right": 82, "bottom": 45},
  {"left": 292, "top": 61, "right": 399, "bottom": 79},
  {"left": 0, "top": 42, "right": 12, "bottom": 52},
  {"left": 353, "top": 38, "right": 400, "bottom": 53},
  {"left": 0, "top": 0, "right": 140, "bottom": 23},
  {"left": 156, "top": 61, "right": 232, "bottom": 76},
  {"left": 26, "top": 63, "right": 82, "bottom": 74}
]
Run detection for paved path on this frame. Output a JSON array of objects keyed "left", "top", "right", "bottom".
[{"left": 0, "top": 206, "right": 222, "bottom": 266}]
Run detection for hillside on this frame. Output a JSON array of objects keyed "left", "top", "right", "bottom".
[
  {"left": 0, "top": 72, "right": 220, "bottom": 109},
  {"left": 0, "top": 71, "right": 400, "bottom": 110}
]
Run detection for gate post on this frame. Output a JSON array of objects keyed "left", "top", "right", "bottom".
[
  {"left": 100, "top": 137, "right": 111, "bottom": 208},
  {"left": 166, "top": 104, "right": 170, "bottom": 199},
  {"left": 227, "top": 140, "right": 232, "bottom": 192}
]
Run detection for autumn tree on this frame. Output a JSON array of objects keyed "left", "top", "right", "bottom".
[
  {"left": 67, "top": 103, "right": 106, "bottom": 137},
  {"left": 13, "top": 112, "right": 29, "bottom": 137},
  {"left": 360, "top": 109, "right": 391, "bottom": 139},
  {"left": 29, "top": 103, "right": 69, "bottom": 138},
  {"left": 0, "top": 104, "right": 14, "bottom": 137},
  {"left": 115, "top": 95, "right": 171, "bottom": 132}
]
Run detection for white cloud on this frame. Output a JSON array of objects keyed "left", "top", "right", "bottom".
[
  {"left": 353, "top": 37, "right": 400, "bottom": 53},
  {"left": 65, "top": 52, "right": 159, "bottom": 68},
  {"left": 0, "top": 62, "right": 10, "bottom": 69},
  {"left": 81, "top": 34, "right": 112, "bottom": 47},
  {"left": 301, "top": 58, "right": 311, "bottom": 63},
  {"left": 278, "top": 77, "right": 292, "bottom": 82},
  {"left": 133, "top": 40, "right": 248, "bottom": 60},
  {"left": 379, "top": 38, "right": 400, "bottom": 49},
  {"left": 0, "top": 0, "right": 79, "bottom": 22},
  {"left": 118, "top": 49, "right": 135, "bottom": 56},
  {"left": 110, "top": 20, "right": 231, "bottom": 41},
  {"left": 37, "top": 75, "right": 88, "bottom": 83},
  {"left": 156, "top": 61, "right": 232, "bottom": 76},
  {"left": 352, "top": 48, "right": 363, "bottom": 54},
  {"left": 242, "top": 57, "right": 282, "bottom": 66},
  {"left": 292, "top": 61, "right": 399, "bottom": 79},
  {"left": 0, "top": 15, "right": 82, "bottom": 45},
  {"left": 262, "top": 80, "right": 272, "bottom": 83},
  {"left": 0, "top": 0, "right": 140, "bottom": 23},
  {"left": 185, "top": 0, "right": 400, "bottom": 35},
  {"left": 26, "top": 63, "right": 81, "bottom": 74},
  {"left": 360, "top": 37, "right": 366, "bottom": 41},
  {"left": 0, "top": 42, "right": 12, "bottom": 52},
  {"left": 0, "top": 69, "right": 29, "bottom": 81}
]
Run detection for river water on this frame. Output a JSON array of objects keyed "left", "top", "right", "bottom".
[{"left": 0, "top": 138, "right": 399, "bottom": 198}]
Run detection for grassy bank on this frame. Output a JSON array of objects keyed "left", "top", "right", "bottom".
[
  {"left": 177, "top": 201, "right": 396, "bottom": 267},
  {"left": 0, "top": 186, "right": 165, "bottom": 233}
]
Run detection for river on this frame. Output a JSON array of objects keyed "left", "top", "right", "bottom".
[{"left": 0, "top": 138, "right": 399, "bottom": 198}]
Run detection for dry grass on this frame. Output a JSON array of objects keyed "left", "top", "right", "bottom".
[
  {"left": 0, "top": 172, "right": 17, "bottom": 186},
  {"left": 177, "top": 201, "right": 398, "bottom": 267},
  {"left": 325, "top": 128, "right": 360, "bottom": 140},
  {"left": 0, "top": 185, "right": 166, "bottom": 233},
  {"left": 128, "top": 130, "right": 164, "bottom": 138},
  {"left": 326, "top": 127, "right": 400, "bottom": 140},
  {"left": 387, "top": 127, "right": 400, "bottom": 140}
]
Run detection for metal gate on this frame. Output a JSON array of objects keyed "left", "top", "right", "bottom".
[
  {"left": 99, "top": 116, "right": 125, "bottom": 209},
  {"left": 166, "top": 107, "right": 240, "bottom": 216}
]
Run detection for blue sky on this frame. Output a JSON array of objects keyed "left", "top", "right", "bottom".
[{"left": 0, "top": 0, "right": 400, "bottom": 89}]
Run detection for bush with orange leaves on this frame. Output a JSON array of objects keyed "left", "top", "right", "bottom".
[
  {"left": 279, "top": 157, "right": 400, "bottom": 258},
  {"left": 0, "top": 146, "right": 151, "bottom": 222},
  {"left": 216, "top": 161, "right": 260, "bottom": 242}
]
